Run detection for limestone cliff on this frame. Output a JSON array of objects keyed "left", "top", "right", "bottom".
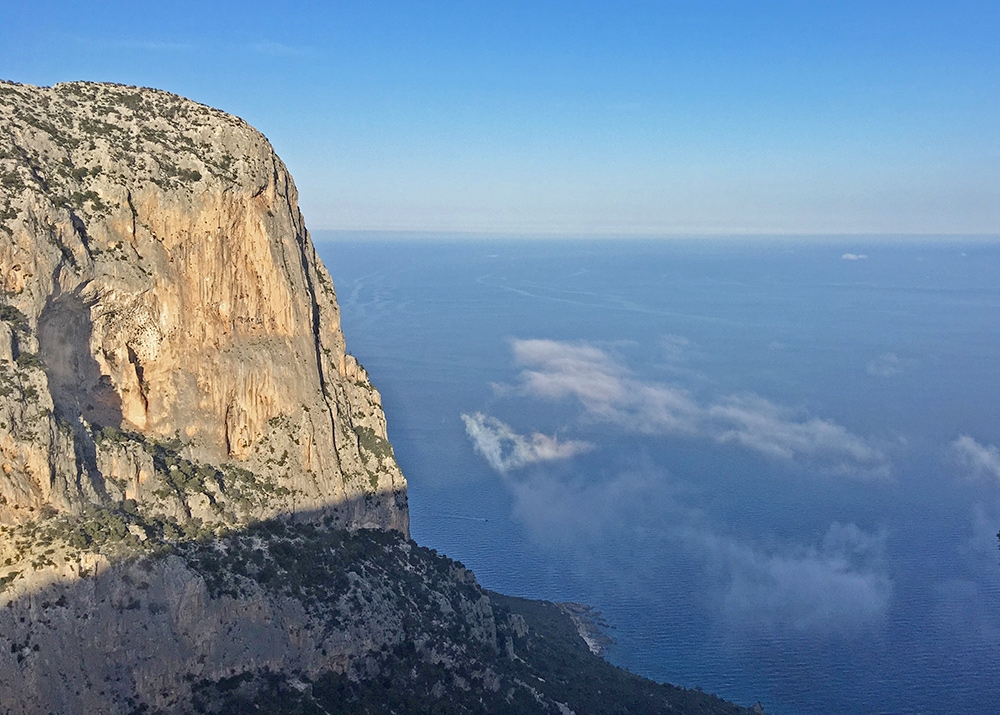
[
  {"left": 0, "top": 80, "right": 406, "bottom": 533},
  {"left": 0, "top": 81, "right": 758, "bottom": 715},
  {"left": 0, "top": 518, "right": 758, "bottom": 715}
]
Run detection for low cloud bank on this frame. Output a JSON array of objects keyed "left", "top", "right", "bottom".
[
  {"left": 508, "top": 339, "right": 890, "bottom": 478},
  {"left": 496, "top": 458, "right": 893, "bottom": 633},
  {"left": 461, "top": 412, "right": 593, "bottom": 473},
  {"left": 703, "top": 521, "right": 892, "bottom": 631},
  {"left": 462, "top": 337, "right": 896, "bottom": 633},
  {"left": 952, "top": 435, "right": 1000, "bottom": 482}
]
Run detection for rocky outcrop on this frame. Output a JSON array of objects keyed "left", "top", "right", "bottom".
[
  {"left": 0, "top": 80, "right": 406, "bottom": 533},
  {"left": 0, "top": 520, "right": 497, "bottom": 713},
  {"left": 0, "top": 517, "right": 758, "bottom": 715},
  {"left": 0, "top": 81, "right": 758, "bottom": 715}
]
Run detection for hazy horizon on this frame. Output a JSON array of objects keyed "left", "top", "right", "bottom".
[
  {"left": 4, "top": 1, "right": 999, "bottom": 235},
  {"left": 311, "top": 229, "right": 1000, "bottom": 242},
  {"left": 321, "top": 236, "right": 1000, "bottom": 714}
]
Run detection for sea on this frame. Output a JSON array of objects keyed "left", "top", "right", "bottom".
[{"left": 315, "top": 234, "right": 1000, "bottom": 715}]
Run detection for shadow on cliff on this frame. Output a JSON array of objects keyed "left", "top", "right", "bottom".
[
  {"left": 36, "top": 290, "right": 124, "bottom": 501},
  {"left": 0, "top": 492, "right": 425, "bottom": 708},
  {"left": 1, "top": 493, "right": 410, "bottom": 604},
  {"left": 0, "top": 492, "right": 756, "bottom": 715}
]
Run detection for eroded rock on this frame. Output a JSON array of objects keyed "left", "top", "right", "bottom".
[{"left": 0, "top": 80, "right": 406, "bottom": 534}]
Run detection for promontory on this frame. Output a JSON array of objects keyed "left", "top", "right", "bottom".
[{"left": 0, "top": 80, "right": 758, "bottom": 715}]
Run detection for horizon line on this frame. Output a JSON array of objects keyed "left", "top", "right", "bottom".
[{"left": 310, "top": 229, "right": 1000, "bottom": 243}]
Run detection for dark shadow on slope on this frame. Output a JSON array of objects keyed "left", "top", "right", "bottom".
[
  {"left": 36, "top": 291, "right": 123, "bottom": 501},
  {"left": 0, "top": 497, "right": 759, "bottom": 715},
  {"left": 36, "top": 292, "right": 122, "bottom": 429}
]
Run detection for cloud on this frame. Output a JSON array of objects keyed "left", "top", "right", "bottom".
[
  {"left": 76, "top": 38, "right": 195, "bottom": 53},
  {"left": 704, "top": 522, "right": 892, "bottom": 632},
  {"left": 249, "top": 41, "right": 318, "bottom": 58},
  {"left": 504, "top": 339, "right": 889, "bottom": 477},
  {"left": 494, "top": 457, "right": 892, "bottom": 633},
  {"left": 867, "top": 352, "right": 901, "bottom": 377},
  {"left": 503, "top": 463, "right": 669, "bottom": 549},
  {"left": 660, "top": 334, "right": 694, "bottom": 362},
  {"left": 461, "top": 412, "right": 593, "bottom": 473},
  {"left": 706, "top": 395, "right": 889, "bottom": 476},
  {"left": 511, "top": 339, "right": 629, "bottom": 405},
  {"left": 512, "top": 339, "right": 704, "bottom": 435},
  {"left": 841, "top": 253, "right": 868, "bottom": 260},
  {"left": 952, "top": 435, "right": 1000, "bottom": 482},
  {"left": 465, "top": 339, "right": 896, "bottom": 634}
]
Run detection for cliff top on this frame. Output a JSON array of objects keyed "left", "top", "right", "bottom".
[{"left": 0, "top": 80, "right": 407, "bottom": 532}]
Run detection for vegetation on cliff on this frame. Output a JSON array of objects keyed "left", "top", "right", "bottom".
[
  {"left": 0, "top": 81, "right": 758, "bottom": 714},
  {"left": 2, "top": 511, "right": 756, "bottom": 715}
]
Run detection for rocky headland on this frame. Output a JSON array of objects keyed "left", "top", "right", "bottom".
[{"left": 0, "top": 80, "right": 757, "bottom": 714}]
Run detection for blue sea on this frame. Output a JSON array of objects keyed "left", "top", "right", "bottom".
[{"left": 316, "top": 235, "right": 1000, "bottom": 715}]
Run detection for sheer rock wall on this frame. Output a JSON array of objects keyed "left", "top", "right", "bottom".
[{"left": 0, "top": 80, "right": 407, "bottom": 533}]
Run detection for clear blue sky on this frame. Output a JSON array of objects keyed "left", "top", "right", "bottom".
[{"left": 3, "top": 1, "right": 998, "bottom": 235}]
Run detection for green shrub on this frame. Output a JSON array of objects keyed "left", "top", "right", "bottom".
[
  {"left": 0, "top": 304, "right": 29, "bottom": 333},
  {"left": 15, "top": 352, "right": 44, "bottom": 369}
]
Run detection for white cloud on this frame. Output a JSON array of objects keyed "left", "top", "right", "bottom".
[
  {"left": 512, "top": 339, "right": 629, "bottom": 405},
  {"left": 461, "top": 412, "right": 593, "bottom": 473},
  {"left": 503, "top": 339, "right": 890, "bottom": 477},
  {"left": 867, "top": 352, "right": 901, "bottom": 377},
  {"left": 705, "top": 522, "right": 892, "bottom": 632},
  {"left": 706, "top": 395, "right": 890, "bottom": 476},
  {"left": 464, "top": 339, "right": 896, "bottom": 634},
  {"left": 494, "top": 457, "right": 893, "bottom": 633},
  {"left": 952, "top": 435, "right": 1000, "bottom": 482},
  {"left": 841, "top": 253, "right": 868, "bottom": 260},
  {"left": 512, "top": 339, "right": 703, "bottom": 435}
]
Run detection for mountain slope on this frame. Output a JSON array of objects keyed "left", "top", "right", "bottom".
[
  {"left": 0, "top": 515, "right": 757, "bottom": 715},
  {"left": 0, "top": 79, "right": 406, "bottom": 533},
  {"left": 0, "top": 81, "right": 757, "bottom": 715}
]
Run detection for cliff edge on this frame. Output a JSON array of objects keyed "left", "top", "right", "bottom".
[
  {"left": 0, "top": 80, "right": 406, "bottom": 534},
  {"left": 0, "top": 81, "right": 758, "bottom": 715}
]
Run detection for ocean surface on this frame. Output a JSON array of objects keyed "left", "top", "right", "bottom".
[{"left": 316, "top": 235, "right": 1000, "bottom": 715}]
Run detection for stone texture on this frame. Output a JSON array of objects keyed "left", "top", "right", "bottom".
[
  {"left": 0, "top": 80, "right": 407, "bottom": 533},
  {"left": 0, "top": 81, "right": 759, "bottom": 715},
  {"left": 0, "top": 525, "right": 510, "bottom": 714}
]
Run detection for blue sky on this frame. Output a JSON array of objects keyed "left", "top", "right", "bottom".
[{"left": 3, "top": 1, "right": 998, "bottom": 235}]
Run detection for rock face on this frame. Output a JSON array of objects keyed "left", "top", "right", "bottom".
[
  {"left": 0, "top": 519, "right": 758, "bottom": 715},
  {"left": 0, "top": 80, "right": 407, "bottom": 533},
  {"left": 0, "top": 81, "right": 756, "bottom": 715},
  {"left": 0, "top": 524, "right": 503, "bottom": 713}
]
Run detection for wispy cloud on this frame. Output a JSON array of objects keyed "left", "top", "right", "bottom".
[
  {"left": 461, "top": 412, "right": 593, "bottom": 473},
  {"left": 497, "top": 458, "right": 892, "bottom": 633},
  {"left": 505, "top": 339, "right": 890, "bottom": 477},
  {"left": 75, "top": 38, "right": 196, "bottom": 53},
  {"left": 706, "top": 394, "right": 888, "bottom": 475},
  {"left": 660, "top": 334, "right": 695, "bottom": 362},
  {"left": 249, "top": 41, "right": 318, "bottom": 58},
  {"left": 512, "top": 339, "right": 630, "bottom": 405},
  {"left": 76, "top": 37, "right": 316, "bottom": 58},
  {"left": 842, "top": 253, "right": 868, "bottom": 260},
  {"left": 952, "top": 435, "right": 1000, "bottom": 482},
  {"left": 511, "top": 338, "right": 703, "bottom": 435},
  {"left": 704, "top": 521, "right": 892, "bottom": 632},
  {"left": 465, "top": 338, "right": 895, "bottom": 631},
  {"left": 867, "top": 352, "right": 901, "bottom": 377}
]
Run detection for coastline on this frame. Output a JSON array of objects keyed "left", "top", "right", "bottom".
[{"left": 558, "top": 602, "right": 615, "bottom": 656}]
